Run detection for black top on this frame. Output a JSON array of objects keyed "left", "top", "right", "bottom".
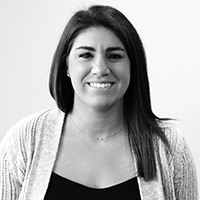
[{"left": 44, "top": 172, "right": 141, "bottom": 200}]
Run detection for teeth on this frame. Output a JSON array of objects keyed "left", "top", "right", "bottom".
[{"left": 89, "top": 83, "right": 112, "bottom": 89}]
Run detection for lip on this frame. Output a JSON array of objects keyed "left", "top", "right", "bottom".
[
  {"left": 87, "top": 82, "right": 115, "bottom": 86},
  {"left": 87, "top": 80, "right": 115, "bottom": 83},
  {"left": 88, "top": 78, "right": 115, "bottom": 82},
  {"left": 87, "top": 82, "right": 115, "bottom": 90}
]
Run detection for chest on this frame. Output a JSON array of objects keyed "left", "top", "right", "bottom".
[{"left": 53, "top": 136, "right": 136, "bottom": 188}]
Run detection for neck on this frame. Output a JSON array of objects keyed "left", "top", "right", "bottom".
[{"left": 69, "top": 102, "right": 124, "bottom": 139}]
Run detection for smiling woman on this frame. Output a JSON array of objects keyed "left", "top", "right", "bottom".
[
  {"left": 67, "top": 27, "right": 130, "bottom": 111},
  {"left": 0, "top": 4, "right": 198, "bottom": 200}
]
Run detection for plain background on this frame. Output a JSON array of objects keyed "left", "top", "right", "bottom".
[{"left": 0, "top": 0, "right": 199, "bottom": 190}]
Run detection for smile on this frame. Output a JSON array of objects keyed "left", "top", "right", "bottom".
[{"left": 88, "top": 82, "right": 114, "bottom": 89}]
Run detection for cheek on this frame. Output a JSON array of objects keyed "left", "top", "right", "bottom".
[
  {"left": 118, "top": 65, "right": 131, "bottom": 86},
  {"left": 121, "top": 69, "right": 131, "bottom": 97},
  {"left": 70, "top": 67, "right": 90, "bottom": 87},
  {"left": 68, "top": 57, "right": 88, "bottom": 81},
  {"left": 123, "top": 74, "right": 131, "bottom": 93},
  {"left": 68, "top": 65, "right": 91, "bottom": 94}
]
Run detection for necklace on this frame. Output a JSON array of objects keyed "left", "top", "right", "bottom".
[{"left": 69, "top": 115, "right": 124, "bottom": 141}]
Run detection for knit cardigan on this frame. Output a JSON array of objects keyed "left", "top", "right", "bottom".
[{"left": 0, "top": 108, "right": 198, "bottom": 200}]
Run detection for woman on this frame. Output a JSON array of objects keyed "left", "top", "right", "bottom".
[{"left": 0, "top": 5, "right": 198, "bottom": 200}]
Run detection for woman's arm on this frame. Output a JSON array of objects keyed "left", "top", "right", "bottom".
[
  {"left": 0, "top": 128, "right": 23, "bottom": 200},
  {"left": 173, "top": 131, "right": 198, "bottom": 199}
]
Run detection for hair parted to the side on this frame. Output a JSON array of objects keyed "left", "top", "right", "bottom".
[{"left": 49, "top": 5, "right": 170, "bottom": 181}]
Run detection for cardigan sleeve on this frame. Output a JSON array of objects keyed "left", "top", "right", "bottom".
[
  {"left": 171, "top": 127, "right": 198, "bottom": 200},
  {"left": 0, "top": 125, "right": 25, "bottom": 200},
  {"left": 0, "top": 110, "right": 48, "bottom": 200}
]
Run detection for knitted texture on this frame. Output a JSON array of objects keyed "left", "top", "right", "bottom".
[{"left": 0, "top": 108, "right": 198, "bottom": 199}]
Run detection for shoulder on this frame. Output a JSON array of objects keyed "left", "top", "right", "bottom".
[
  {"left": 156, "top": 121, "right": 198, "bottom": 198},
  {"left": 158, "top": 121, "right": 196, "bottom": 178},
  {"left": 0, "top": 108, "right": 64, "bottom": 180},
  {"left": 6, "top": 108, "right": 63, "bottom": 136},
  {"left": 158, "top": 122, "right": 198, "bottom": 198},
  {"left": 158, "top": 121, "right": 187, "bottom": 155},
  {"left": 0, "top": 107, "right": 64, "bottom": 154},
  {"left": 156, "top": 121, "right": 195, "bottom": 170},
  {"left": 8, "top": 108, "right": 57, "bottom": 131}
]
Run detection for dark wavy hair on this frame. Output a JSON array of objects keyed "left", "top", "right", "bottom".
[{"left": 49, "top": 5, "right": 170, "bottom": 181}]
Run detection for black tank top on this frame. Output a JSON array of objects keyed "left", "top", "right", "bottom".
[{"left": 44, "top": 172, "right": 141, "bottom": 199}]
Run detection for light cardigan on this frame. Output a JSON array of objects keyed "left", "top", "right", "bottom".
[{"left": 0, "top": 108, "right": 198, "bottom": 200}]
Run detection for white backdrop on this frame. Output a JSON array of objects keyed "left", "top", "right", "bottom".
[{"left": 0, "top": 0, "right": 199, "bottom": 189}]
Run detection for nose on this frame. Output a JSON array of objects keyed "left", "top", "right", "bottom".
[{"left": 91, "top": 56, "right": 110, "bottom": 77}]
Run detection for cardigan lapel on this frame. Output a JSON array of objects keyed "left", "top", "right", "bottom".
[
  {"left": 24, "top": 108, "right": 65, "bottom": 200},
  {"left": 137, "top": 154, "right": 165, "bottom": 200},
  {"left": 137, "top": 177, "right": 165, "bottom": 200}
]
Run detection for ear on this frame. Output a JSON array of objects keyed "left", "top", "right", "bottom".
[
  {"left": 66, "top": 68, "right": 70, "bottom": 77},
  {"left": 66, "top": 57, "right": 70, "bottom": 77}
]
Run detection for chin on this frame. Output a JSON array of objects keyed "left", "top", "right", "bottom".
[{"left": 89, "top": 99, "right": 122, "bottom": 111}]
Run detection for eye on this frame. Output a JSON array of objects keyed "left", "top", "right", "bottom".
[
  {"left": 79, "top": 52, "right": 93, "bottom": 59},
  {"left": 107, "top": 53, "right": 123, "bottom": 60}
]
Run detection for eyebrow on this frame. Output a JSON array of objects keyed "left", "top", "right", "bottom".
[
  {"left": 106, "top": 47, "right": 125, "bottom": 52},
  {"left": 75, "top": 46, "right": 95, "bottom": 51},
  {"left": 75, "top": 46, "right": 125, "bottom": 52}
]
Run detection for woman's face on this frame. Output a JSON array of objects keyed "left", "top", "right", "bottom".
[{"left": 67, "top": 26, "right": 130, "bottom": 111}]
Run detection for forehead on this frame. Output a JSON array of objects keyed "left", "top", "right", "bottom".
[{"left": 71, "top": 26, "right": 125, "bottom": 50}]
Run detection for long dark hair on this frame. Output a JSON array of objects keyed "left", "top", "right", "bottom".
[{"left": 49, "top": 5, "right": 170, "bottom": 181}]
